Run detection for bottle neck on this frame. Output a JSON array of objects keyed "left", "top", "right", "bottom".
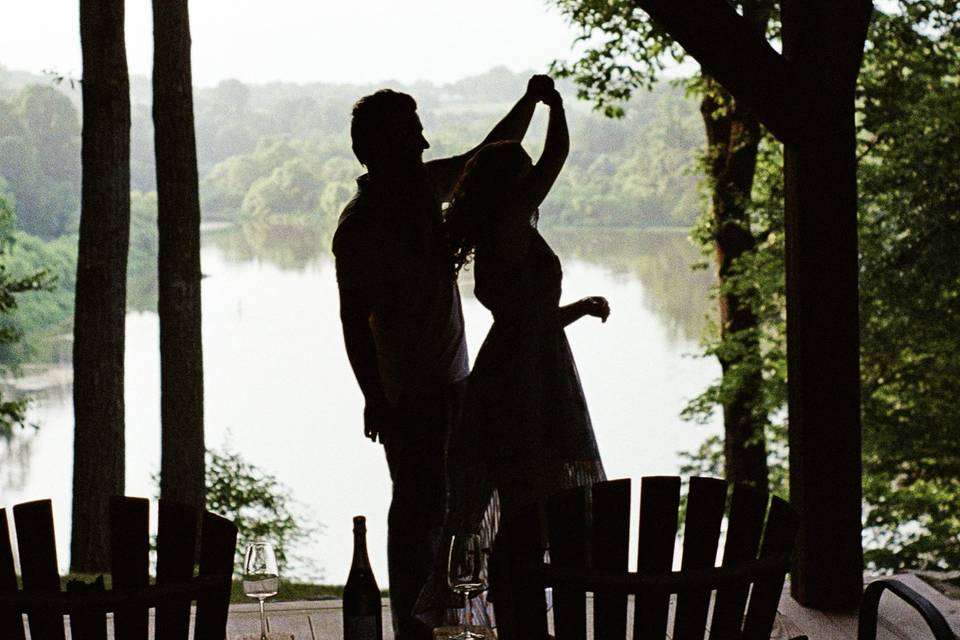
[{"left": 352, "top": 518, "right": 371, "bottom": 570}]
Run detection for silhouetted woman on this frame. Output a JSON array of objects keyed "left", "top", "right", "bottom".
[{"left": 436, "top": 81, "right": 608, "bottom": 638}]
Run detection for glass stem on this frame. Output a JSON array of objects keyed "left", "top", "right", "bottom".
[
  {"left": 463, "top": 592, "right": 472, "bottom": 634},
  {"left": 259, "top": 597, "right": 268, "bottom": 640}
]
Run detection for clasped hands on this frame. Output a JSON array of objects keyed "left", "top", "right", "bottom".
[{"left": 526, "top": 74, "right": 563, "bottom": 109}]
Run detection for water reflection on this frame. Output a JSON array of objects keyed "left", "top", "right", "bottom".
[
  {"left": 0, "top": 373, "right": 70, "bottom": 493},
  {"left": 2, "top": 221, "right": 721, "bottom": 580},
  {"left": 543, "top": 228, "right": 712, "bottom": 343},
  {"left": 0, "top": 428, "right": 37, "bottom": 492},
  {"left": 206, "top": 219, "right": 332, "bottom": 271},
  {"left": 205, "top": 221, "right": 713, "bottom": 343}
]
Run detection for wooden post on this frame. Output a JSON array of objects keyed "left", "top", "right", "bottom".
[
  {"left": 782, "top": 0, "right": 868, "bottom": 609},
  {"left": 783, "top": 132, "right": 863, "bottom": 609}
]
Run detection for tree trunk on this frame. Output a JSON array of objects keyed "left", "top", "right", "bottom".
[
  {"left": 153, "top": 0, "right": 205, "bottom": 510},
  {"left": 700, "top": 83, "right": 769, "bottom": 489},
  {"left": 71, "top": 0, "right": 130, "bottom": 573}
]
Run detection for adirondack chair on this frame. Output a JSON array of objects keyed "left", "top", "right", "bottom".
[
  {"left": 0, "top": 496, "right": 238, "bottom": 640},
  {"left": 493, "top": 476, "right": 804, "bottom": 640}
]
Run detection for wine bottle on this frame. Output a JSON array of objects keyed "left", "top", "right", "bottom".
[{"left": 343, "top": 515, "right": 383, "bottom": 640}]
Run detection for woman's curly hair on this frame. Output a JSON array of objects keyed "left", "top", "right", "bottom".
[{"left": 444, "top": 141, "right": 534, "bottom": 273}]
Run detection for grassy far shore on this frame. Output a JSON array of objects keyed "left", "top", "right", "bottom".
[{"left": 229, "top": 580, "right": 352, "bottom": 603}]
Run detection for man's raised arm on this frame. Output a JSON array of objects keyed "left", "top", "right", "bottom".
[{"left": 426, "top": 74, "right": 554, "bottom": 202}]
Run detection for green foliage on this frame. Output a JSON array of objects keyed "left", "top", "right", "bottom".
[
  {"left": 229, "top": 579, "right": 346, "bottom": 603},
  {"left": 858, "top": 74, "right": 960, "bottom": 570},
  {"left": 683, "top": 138, "right": 786, "bottom": 421},
  {"left": 683, "top": 5, "right": 960, "bottom": 569},
  {"left": 0, "top": 189, "right": 162, "bottom": 365},
  {"left": 193, "top": 72, "right": 704, "bottom": 231},
  {"left": 549, "top": 0, "right": 689, "bottom": 116},
  {"left": 0, "top": 84, "right": 80, "bottom": 238},
  {"left": 680, "top": 136, "right": 789, "bottom": 497},
  {"left": 201, "top": 136, "right": 355, "bottom": 231},
  {"left": 0, "top": 195, "right": 56, "bottom": 435},
  {"left": 204, "top": 445, "right": 322, "bottom": 580},
  {"left": 0, "top": 230, "right": 75, "bottom": 364}
]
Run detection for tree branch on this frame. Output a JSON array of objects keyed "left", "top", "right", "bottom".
[{"left": 634, "top": 0, "right": 803, "bottom": 145}]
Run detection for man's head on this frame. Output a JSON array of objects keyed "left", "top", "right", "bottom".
[{"left": 350, "top": 89, "right": 430, "bottom": 172}]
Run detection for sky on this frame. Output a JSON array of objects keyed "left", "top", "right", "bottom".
[{"left": 0, "top": 0, "right": 585, "bottom": 87}]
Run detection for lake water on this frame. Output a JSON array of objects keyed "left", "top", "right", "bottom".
[{"left": 0, "top": 224, "right": 721, "bottom": 585}]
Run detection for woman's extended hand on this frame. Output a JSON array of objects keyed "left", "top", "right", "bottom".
[{"left": 580, "top": 296, "right": 610, "bottom": 322}]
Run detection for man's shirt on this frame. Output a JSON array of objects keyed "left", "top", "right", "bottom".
[{"left": 332, "top": 171, "right": 469, "bottom": 406}]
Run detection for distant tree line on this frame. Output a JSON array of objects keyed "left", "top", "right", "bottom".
[
  {"left": 0, "top": 65, "right": 706, "bottom": 234},
  {"left": 0, "top": 84, "right": 80, "bottom": 239},
  {"left": 193, "top": 69, "right": 704, "bottom": 230}
]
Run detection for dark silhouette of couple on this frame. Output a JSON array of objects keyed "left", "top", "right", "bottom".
[{"left": 333, "top": 75, "right": 607, "bottom": 640}]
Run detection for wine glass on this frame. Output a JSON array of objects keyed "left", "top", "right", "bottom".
[
  {"left": 243, "top": 541, "right": 280, "bottom": 640},
  {"left": 447, "top": 534, "right": 487, "bottom": 640}
]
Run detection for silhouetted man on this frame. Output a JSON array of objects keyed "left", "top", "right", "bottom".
[{"left": 333, "top": 79, "right": 546, "bottom": 639}]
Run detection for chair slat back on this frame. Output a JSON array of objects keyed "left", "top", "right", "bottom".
[
  {"left": 709, "top": 484, "right": 769, "bottom": 639},
  {"left": 634, "top": 476, "right": 680, "bottom": 640},
  {"left": 13, "top": 499, "right": 65, "bottom": 640},
  {"left": 521, "top": 477, "right": 796, "bottom": 640},
  {"left": 493, "top": 507, "right": 547, "bottom": 640},
  {"left": 66, "top": 575, "right": 108, "bottom": 640},
  {"left": 672, "top": 477, "right": 727, "bottom": 640},
  {"left": 1, "top": 498, "right": 236, "bottom": 640},
  {"left": 547, "top": 485, "right": 589, "bottom": 640},
  {"left": 109, "top": 496, "right": 150, "bottom": 640},
  {"left": 155, "top": 501, "right": 199, "bottom": 640},
  {"left": 591, "top": 479, "right": 630, "bottom": 640},
  {"left": 193, "top": 511, "right": 238, "bottom": 639},
  {"left": 741, "top": 496, "right": 798, "bottom": 640},
  {"left": 0, "top": 509, "right": 26, "bottom": 640}
]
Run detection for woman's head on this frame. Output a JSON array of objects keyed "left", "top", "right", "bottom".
[{"left": 444, "top": 141, "right": 533, "bottom": 273}]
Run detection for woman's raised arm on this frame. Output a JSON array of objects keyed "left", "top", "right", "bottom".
[
  {"left": 488, "top": 87, "right": 570, "bottom": 268},
  {"left": 426, "top": 75, "right": 554, "bottom": 203},
  {"left": 518, "top": 88, "right": 569, "bottom": 212}
]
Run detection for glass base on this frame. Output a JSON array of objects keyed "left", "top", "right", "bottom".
[{"left": 449, "top": 630, "right": 486, "bottom": 640}]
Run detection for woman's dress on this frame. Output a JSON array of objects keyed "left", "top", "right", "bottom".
[
  {"left": 458, "top": 228, "right": 605, "bottom": 522},
  {"left": 417, "top": 228, "right": 605, "bottom": 626}
]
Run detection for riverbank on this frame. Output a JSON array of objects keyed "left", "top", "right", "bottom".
[{"left": 0, "top": 363, "right": 72, "bottom": 395}]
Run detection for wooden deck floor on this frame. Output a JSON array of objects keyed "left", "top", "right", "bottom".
[{"left": 225, "top": 574, "right": 958, "bottom": 640}]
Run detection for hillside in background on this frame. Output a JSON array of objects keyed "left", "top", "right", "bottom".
[{"left": 0, "top": 64, "right": 704, "bottom": 236}]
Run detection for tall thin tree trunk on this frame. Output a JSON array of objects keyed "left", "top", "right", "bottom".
[
  {"left": 71, "top": 0, "right": 130, "bottom": 573},
  {"left": 153, "top": 0, "right": 205, "bottom": 510},
  {"left": 700, "top": 84, "right": 768, "bottom": 489}
]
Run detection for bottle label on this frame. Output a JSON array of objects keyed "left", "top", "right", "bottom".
[{"left": 344, "top": 614, "right": 381, "bottom": 640}]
